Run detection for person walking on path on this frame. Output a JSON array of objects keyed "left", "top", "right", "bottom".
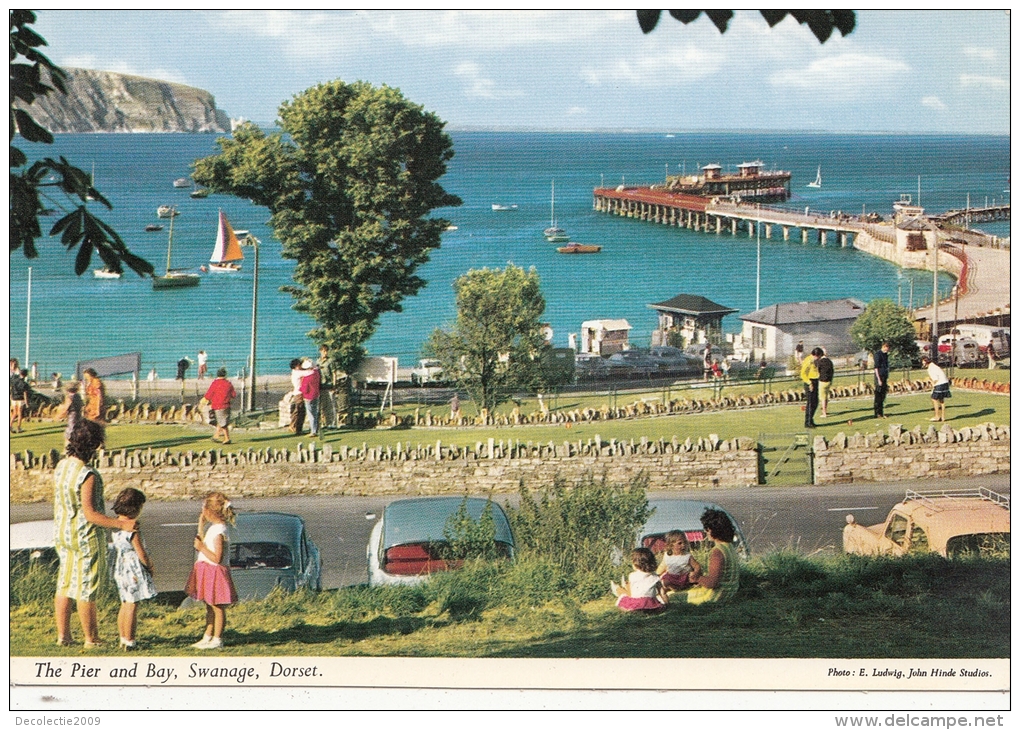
[
  {"left": 299, "top": 359, "right": 322, "bottom": 438},
  {"left": 197, "top": 350, "right": 208, "bottom": 380},
  {"left": 800, "top": 347, "right": 820, "bottom": 428},
  {"left": 10, "top": 366, "right": 29, "bottom": 433},
  {"left": 203, "top": 368, "right": 237, "bottom": 444},
  {"left": 54, "top": 419, "right": 135, "bottom": 647},
  {"left": 176, "top": 356, "right": 192, "bottom": 381},
  {"left": 110, "top": 488, "right": 157, "bottom": 651},
  {"left": 872, "top": 342, "right": 891, "bottom": 419},
  {"left": 185, "top": 492, "right": 237, "bottom": 650},
  {"left": 921, "top": 356, "right": 952, "bottom": 422},
  {"left": 816, "top": 348, "right": 834, "bottom": 418},
  {"left": 82, "top": 368, "right": 105, "bottom": 424},
  {"left": 987, "top": 340, "right": 997, "bottom": 370}
]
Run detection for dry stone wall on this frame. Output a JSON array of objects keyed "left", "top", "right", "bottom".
[
  {"left": 813, "top": 422, "right": 1010, "bottom": 484},
  {"left": 10, "top": 434, "right": 759, "bottom": 503}
]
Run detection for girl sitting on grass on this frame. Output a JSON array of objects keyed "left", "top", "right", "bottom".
[
  {"left": 611, "top": 547, "right": 668, "bottom": 612},
  {"left": 657, "top": 530, "right": 701, "bottom": 592}
]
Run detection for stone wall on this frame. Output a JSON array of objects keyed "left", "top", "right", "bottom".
[
  {"left": 10, "top": 434, "right": 760, "bottom": 503},
  {"left": 813, "top": 422, "right": 1010, "bottom": 484}
]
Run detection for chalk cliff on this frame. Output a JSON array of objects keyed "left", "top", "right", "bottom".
[{"left": 22, "top": 68, "right": 231, "bottom": 133}]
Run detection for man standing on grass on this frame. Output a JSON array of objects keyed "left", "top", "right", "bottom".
[
  {"left": 800, "top": 347, "right": 820, "bottom": 429},
  {"left": 203, "top": 368, "right": 236, "bottom": 444},
  {"left": 816, "top": 348, "right": 834, "bottom": 418},
  {"left": 873, "top": 341, "right": 890, "bottom": 419}
]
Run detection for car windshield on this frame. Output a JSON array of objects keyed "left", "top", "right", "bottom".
[{"left": 229, "top": 542, "right": 293, "bottom": 570}]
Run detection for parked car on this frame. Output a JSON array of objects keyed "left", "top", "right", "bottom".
[
  {"left": 228, "top": 512, "right": 322, "bottom": 599},
  {"left": 410, "top": 358, "right": 444, "bottom": 385},
  {"left": 951, "top": 325, "right": 1010, "bottom": 358},
  {"left": 936, "top": 335, "right": 982, "bottom": 367},
  {"left": 613, "top": 499, "right": 750, "bottom": 565},
  {"left": 367, "top": 497, "right": 515, "bottom": 587},
  {"left": 606, "top": 350, "right": 659, "bottom": 377},
  {"left": 648, "top": 346, "right": 701, "bottom": 376},
  {"left": 843, "top": 488, "right": 1010, "bottom": 558},
  {"left": 10, "top": 520, "right": 58, "bottom": 569}
]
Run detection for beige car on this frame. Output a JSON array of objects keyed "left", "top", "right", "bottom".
[{"left": 843, "top": 488, "right": 1010, "bottom": 558}]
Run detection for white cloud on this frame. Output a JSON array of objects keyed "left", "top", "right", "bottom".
[
  {"left": 566, "top": 106, "right": 587, "bottom": 116},
  {"left": 959, "top": 74, "right": 1008, "bottom": 89},
  {"left": 453, "top": 61, "right": 522, "bottom": 100},
  {"left": 59, "top": 54, "right": 189, "bottom": 85},
  {"left": 963, "top": 46, "right": 996, "bottom": 62},
  {"left": 581, "top": 47, "right": 722, "bottom": 87},
  {"left": 769, "top": 53, "right": 910, "bottom": 91},
  {"left": 921, "top": 96, "right": 946, "bottom": 110}
]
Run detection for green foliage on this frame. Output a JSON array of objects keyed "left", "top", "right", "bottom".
[
  {"left": 441, "top": 497, "right": 500, "bottom": 561},
  {"left": 849, "top": 299, "right": 919, "bottom": 359},
  {"left": 9, "top": 11, "right": 152, "bottom": 277},
  {"left": 192, "top": 81, "right": 461, "bottom": 374},
  {"left": 10, "top": 558, "right": 57, "bottom": 608},
  {"left": 425, "top": 265, "right": 549, "bottom": 412},
  {"left": 506, "top": 472, "right": 652, "bottom": 601},
  {"left": 638, "top": 10, "right": 855, "bottom": 44}
]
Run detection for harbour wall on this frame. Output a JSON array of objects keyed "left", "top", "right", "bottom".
[{"left": 10, "top": 422, "right": 1009, "bottom": 503}]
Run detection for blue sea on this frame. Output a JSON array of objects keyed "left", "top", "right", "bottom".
[{"left": 9, "top": 132, "right": 1010, "bottom": 379}]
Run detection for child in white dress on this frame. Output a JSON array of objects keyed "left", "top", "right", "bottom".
[
  {"left": 611, "top": 547, "right": 668, "bottom": 612},
  {"left": 111, "top": 488, "right": 157, "bottom": 650},
  {"left": 657, "top": 530, "right": 702, "bottom": 592}
]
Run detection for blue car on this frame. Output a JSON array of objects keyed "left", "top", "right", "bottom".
[
  {"left": 228, "top": 512, "right": 322, "bottom": 599},
  {"left": 367, "top": 497, "right": 515, "bottom": 587}
]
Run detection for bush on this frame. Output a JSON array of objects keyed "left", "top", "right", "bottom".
[{"left": 505, "top": 472, "right": 651, "bottom": 601}]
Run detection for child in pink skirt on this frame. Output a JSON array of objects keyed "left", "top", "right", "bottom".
[
  {"left": 611, "top": 547, "right": 667, "bottom": 612},
  {"left": 185, "top": 492, "right": 237, "bottom": 649}
]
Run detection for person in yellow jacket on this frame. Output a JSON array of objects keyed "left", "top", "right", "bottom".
[{"left": 800, "top": 347, "right": 822, "bottom": 428}]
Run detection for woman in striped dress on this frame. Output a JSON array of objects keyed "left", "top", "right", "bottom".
[
  {"left": 53, "top": 419, "right": 136, "bottom": 647},
  {"left": 672, "top": 508, "right": 740, "bottom": 605}
]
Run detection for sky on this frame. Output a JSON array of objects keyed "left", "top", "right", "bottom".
[{"left": 33, "top": 10, "right": 1011, "bottom": 134}]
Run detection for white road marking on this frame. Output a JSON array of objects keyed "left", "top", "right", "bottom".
[{"left": 826, "top": 507, "right": 880, "bottom": 512}]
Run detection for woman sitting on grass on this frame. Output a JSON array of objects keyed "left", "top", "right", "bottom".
[{"left": 671, "top": 508, "right": 740, "bottom": 605}]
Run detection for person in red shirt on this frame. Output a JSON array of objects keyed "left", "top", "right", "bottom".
[{"left": 203, "top": 368, "right": 237, "bottom": 444}]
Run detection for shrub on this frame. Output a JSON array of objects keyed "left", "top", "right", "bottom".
[{"left": 442, "top": 497, "right": 500, "bottom": 561}]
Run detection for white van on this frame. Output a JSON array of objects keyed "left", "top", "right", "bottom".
[{"left": 950, "top": 325, "right": 1010, "bottom": 357}]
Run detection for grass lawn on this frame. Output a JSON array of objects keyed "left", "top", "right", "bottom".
[
  {"left": 10, "top": 552, "right": 1009, "bottom": 658},
  {"left": 10, "top": 373, "right": 1010, "bottom": 475}
]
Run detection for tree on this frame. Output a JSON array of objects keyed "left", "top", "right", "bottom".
[
  {"left": 9, "top": 10, "right": 152, "bottom": 277},
  {"left": 850, "top": 299, "right": 919, "bottom": 357},
  {"left": 637, "top": 10, "right": 856, "bottom": 44},
  {"left": 425, "top": 265, "right": 548, "bottom": 413},
  {"left": 192, "top": 80, "right": 460, "bottom": 374}
]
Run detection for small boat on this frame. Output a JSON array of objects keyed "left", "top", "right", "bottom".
[
  {"left": 152, "top": 208, "right": 200, "bottom": 290},
  {"left": 157, "top": 205, "right": 178, "bottom": 219},
  {"left": 190, "top": 187, "right": 210, "bottom": 199},
  {"left": 208, "top": 210, "right": 244, "bottom": 273},
  {"left": 557, "top": 243, "right": 601, "bottom": 254},
  {"left": 173, "top": 177, "right": 190, "bottom": 188},
  {"left": 445, "top": 224, "right": 458, "bottom": 231},
  {"left": 544, "top": 180, "right": 570, "bottom": 242},
  {"left": 491, "top": 203, "right": 518, "bottom": 211},
  {"left": 807, "top": 166, "right": 822, "bottom": 188},
  {"left": 145, "top": 224, "right": 164, "bottom": 232},
  {"left": 93, "top": 268, "right": 121, "bottom": 279}
]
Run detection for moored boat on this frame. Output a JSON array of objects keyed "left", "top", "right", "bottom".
[
  {"left": 557, "top": 243, "right": 601, "bottom": 254},
  {"left": 544, "top": 180, "right": 570, "bottom": 242},
  {"left": 173, "top": 177, "right": 190, "bottom": 188},
  {"left": 93, "top": 268, "right": 122, "bottom": 279},
  {"left": 152, "top": 208, "right": 200, "bottom": 290},
  {"left": 491, "top": 203, "right": 518, "bottom": 211},
  {"left": 208, "top": 210, "right": 244, "bottom": 272},
  {"left": 157, "top": 205, "right": 178, "bottom": 218},
  {"left": 145, "top": 224, "right": 164, "bottom": 232},
  {"left": 190, "top": 187, "right": 210, "bottom": 199}
]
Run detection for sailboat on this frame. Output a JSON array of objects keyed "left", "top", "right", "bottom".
[
  {"left": 807, "top": 166, "right": 822, "bottom": 188},
  {"left": 208, "top": 211, "right": 244, "bottom": 272},
  {"left": 544, "top": 180, "right": 569, "bottom": 242},
  {"left": 152, "top": 207, "right": 200, "bottom": 289}
]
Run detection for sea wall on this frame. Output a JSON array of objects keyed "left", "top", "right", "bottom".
[
  {"left": 813, "top": 422, "right": 1010, "bottom": 484},
  {"left": 9, "top": 435, "right": 760, "bottom": 503},
  {"left": 852, "top": 228, "right": 965, "bottom": 280}
]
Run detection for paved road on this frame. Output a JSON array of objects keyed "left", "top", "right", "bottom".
[{"left": 11, "top": 474, "right": 1010, "bottom": 593}]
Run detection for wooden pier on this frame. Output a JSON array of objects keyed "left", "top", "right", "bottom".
[{"left": 593, "top": 187, "right": 864, "bottom": 247}]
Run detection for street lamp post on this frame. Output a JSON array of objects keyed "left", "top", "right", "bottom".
[
  {"left": 245, "top": 235, "right": 260, "bottom": 413},
  {"left": 755, "top": 204, "right": 761, "bottom": 311}
]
